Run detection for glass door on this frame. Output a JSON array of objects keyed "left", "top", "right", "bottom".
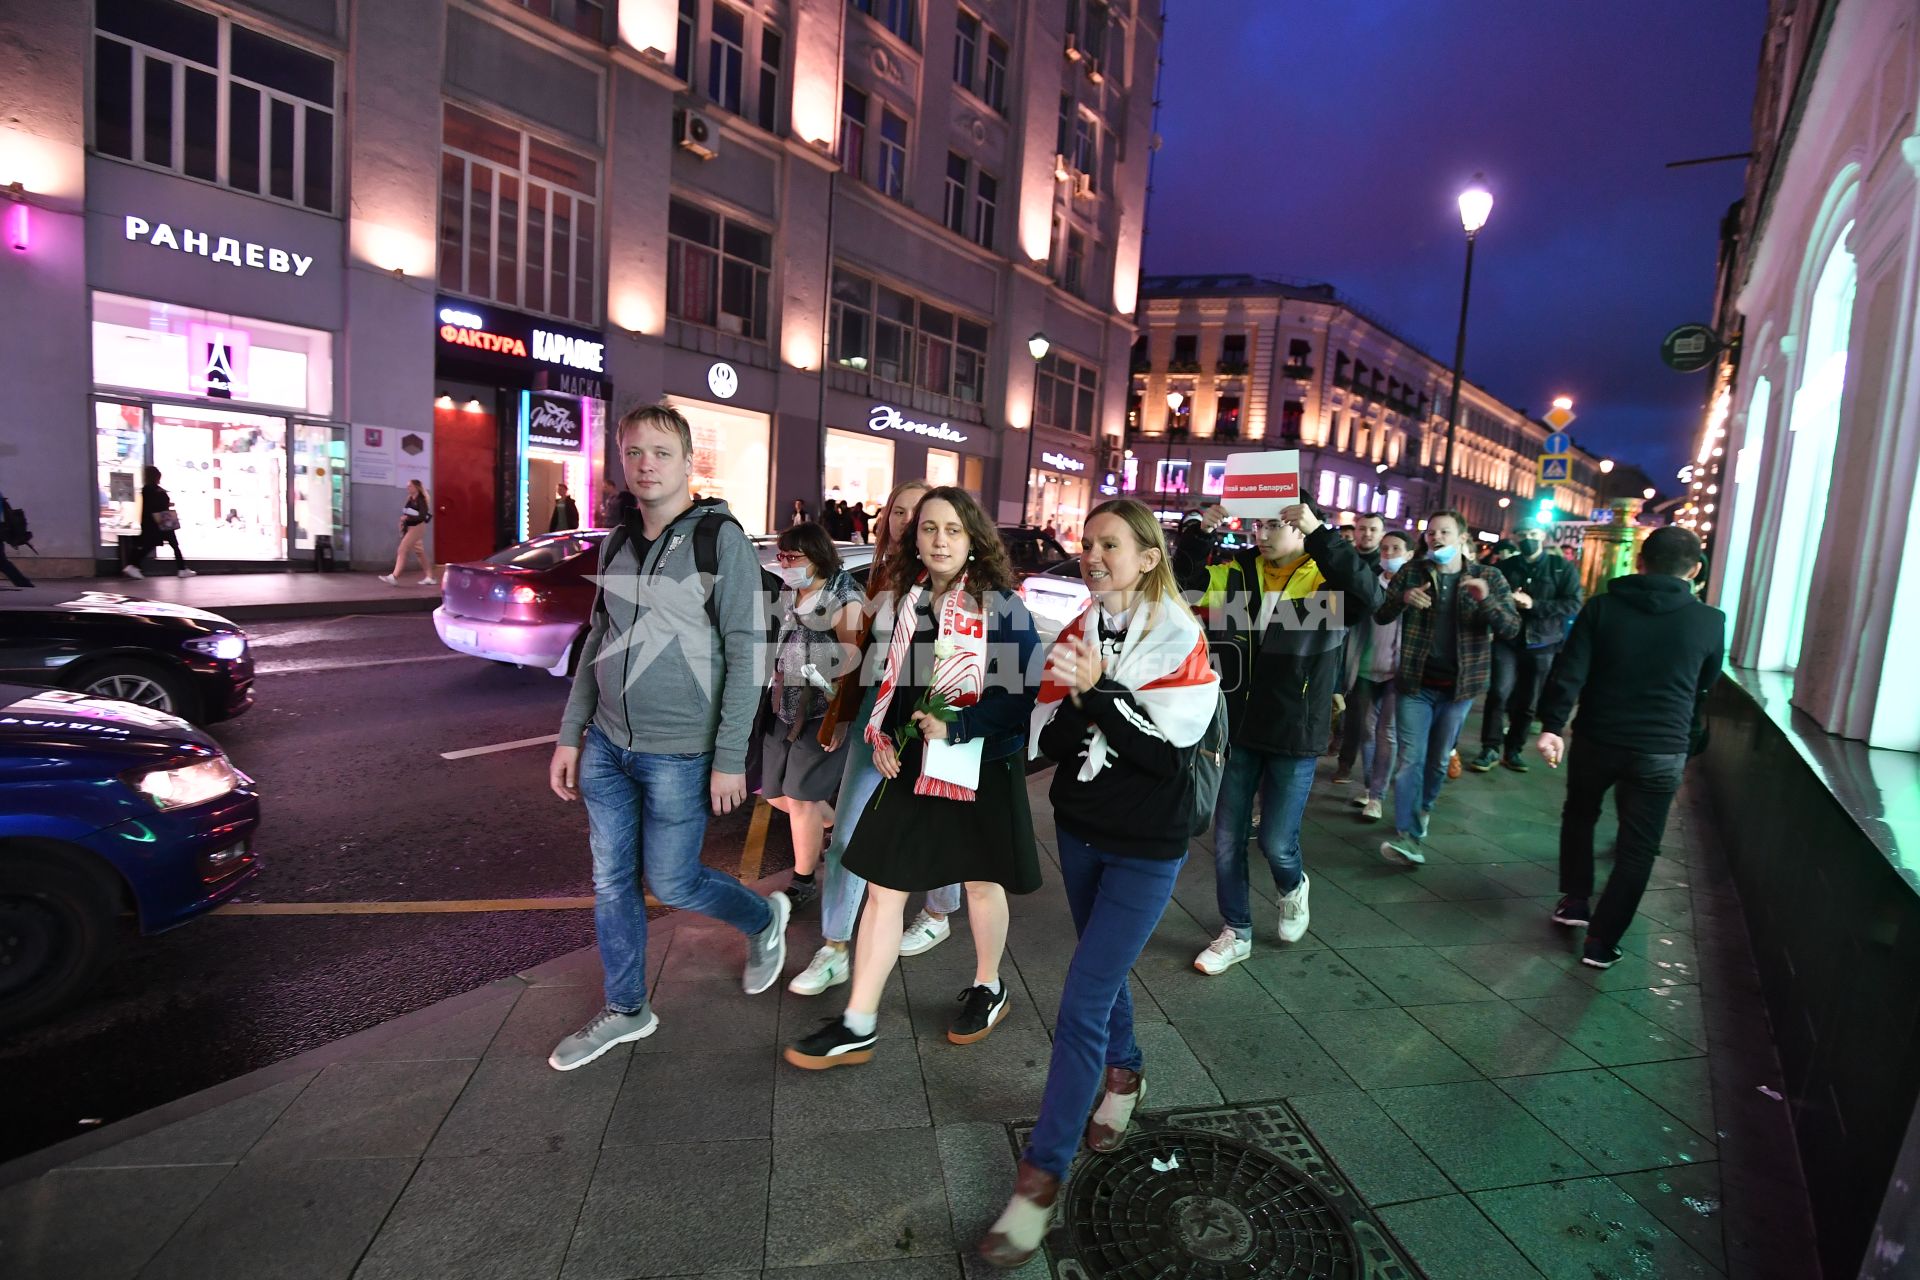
[
  {"left": 150, "top": 403, "right": 289, "bottom": 562},
  {"left": 94, "top": 399, "right": 149, "bottom": 551},
  {"left": 293, "top": 422, "right": 349, "bottom": 552}
]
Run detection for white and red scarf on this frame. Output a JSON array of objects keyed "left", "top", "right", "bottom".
[
  {"left": 1031, "top": 601, "right": 1217, "bottom": 780},
  {"left": 865, "top": 578, "right": 990, "bottom": 801}
]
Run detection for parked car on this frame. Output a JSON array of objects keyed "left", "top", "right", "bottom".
[
  {"left": 0, "top": 684, "right": 260, "bottom": 1031},
  {"left": 1018, "top": 560, "right": 1090, "bottom": 642},
  {"left": 997, "top": 527, "right": 1070, "bottom": 579},
  {"left": 433, "top": 529, "right": 874, "bottom": 674},
  {"left": 0, "top": 589, "right": 254, "bottom": 725}
]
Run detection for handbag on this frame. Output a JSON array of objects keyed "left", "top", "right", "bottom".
[{"left": 155, "top": 511, "right": 181, "bottom": 532}]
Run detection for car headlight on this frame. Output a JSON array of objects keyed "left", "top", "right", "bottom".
[
  {"left": 183, "top": 633, "right": 248, "bottom": 661},
  {"left": 124, "top": 755, "right": 242, "bottom": 810}
]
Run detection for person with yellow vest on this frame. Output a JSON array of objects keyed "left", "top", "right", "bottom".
[{"left": 1173, "top": 498, "right": 1384, "bottom": 975}]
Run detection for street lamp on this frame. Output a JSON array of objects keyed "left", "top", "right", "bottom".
[
  {"left": 1437, "top": 174, "right": 1492, "bottom": 511},
  {"left": 1599, "top": 459, "right": 1615, "bottom": 474},
  {"left": 1497, "top": 497, "right": 1511, "bottom": 509},
  {"left": 1021, "top": 332, "right": 1049, "bottom": 525},
  {"left": 1163, "top": 390, "right": 1185, "bottom": 506},
  {"left": 1643, "top": 487, "right": 1656, "bottom": 500}
]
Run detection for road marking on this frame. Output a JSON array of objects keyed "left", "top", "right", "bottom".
[
  {"left": 215, "top": 895, "right": 661, "bottom": 914},
  {"left": 441, "top": 733, "right": 560, "bottom": 761},
  {"left": 739, "top": 799, "right": 771, "bottom": 882},
  {"left": 257, "top": 653, "right": 467, "bottom": 675}
]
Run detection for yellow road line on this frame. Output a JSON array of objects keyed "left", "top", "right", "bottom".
[
  {"left": 739, "top": 799, "right": 771, "bottom": 883},
  {"left": 213, "top": 895, "right": 661, "bottom": 915}
]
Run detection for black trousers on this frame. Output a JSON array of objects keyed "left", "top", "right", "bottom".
[
  {"left": 132, "top": 528, "right": 187, "bottom": 569},
  {"left": 1480, "top": 640, "right": 1559, "bottom": 753},
  {"left": 1557, "top": 739, "right": 1687, "bottom": 944},
  {"left": 0, "top": 543, "right": 29, "bottom": 587}
]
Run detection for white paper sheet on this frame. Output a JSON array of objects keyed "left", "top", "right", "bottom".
[{"left": 922, "top": 736, "right": 984, "bottom": 791}]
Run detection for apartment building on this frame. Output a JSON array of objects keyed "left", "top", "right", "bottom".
[
  {"left": 1123, "top": 274, "right": 1602, "bottom": 537},
  {"left": 0, "top": 0, "right": 1157, "bottom": 574}
]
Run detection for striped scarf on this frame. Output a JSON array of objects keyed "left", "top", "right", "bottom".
[{"left": 865, "top": 579, "right": 989, "bottom": 801}]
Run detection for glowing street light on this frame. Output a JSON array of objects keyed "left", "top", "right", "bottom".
[
  {"left": 1020, "top": 332, "right": 1050, "bottom": 525},
  {"left": 1438, "top": 174, "right": 1493, "bottom": 509}
]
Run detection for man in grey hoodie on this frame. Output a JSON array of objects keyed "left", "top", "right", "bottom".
[{"left": 545, "top": 404, "right": 789, "bottom": 1071}]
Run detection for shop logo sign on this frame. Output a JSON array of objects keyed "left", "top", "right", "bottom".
[
  {"left": 527, "top": 395, "right": 583, "bottom": 451},
  {"left": 532, "top": 329, "right": 605, "bottom": 373},
  {"left": 1040, "top": 451, "right": 1086, "bottom": 473},
  {"left": 123, "top": 216, "right": 313, "bottom": 275},
  {"left": 187, "top": 323, "right": 249, "bottom": 398},
  {"left": 868, "top": 404, "right": 970, "bottom": 443},
  {"left": 707, "top": 362, "right": 740, "bottom": 400}
]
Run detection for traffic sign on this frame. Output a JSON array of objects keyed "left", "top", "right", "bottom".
[
  {"left": 1538, "top": 456, "right": 1571, "bottom": 482},
  {"left": 1542, "top": 431, "right": 1571, "bottom": 455},
  {"left": 1543, "top": 405, "right": 1576, "bottom": 431},
  {"left": 1661, "top": 324, "right": 1720, "bottom": 373}
]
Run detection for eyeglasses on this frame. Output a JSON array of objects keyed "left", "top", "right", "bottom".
[{"left": 774, "top": 552, "right": 810, "bottom": 566}]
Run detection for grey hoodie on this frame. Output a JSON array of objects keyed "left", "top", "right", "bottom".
[{"left": 558, "top": 498, "right": 765, "bottom": 773}]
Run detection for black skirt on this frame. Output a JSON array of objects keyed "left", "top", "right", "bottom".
[{"left": 842, "top": 737, "right": 1042, "bottom": 894}]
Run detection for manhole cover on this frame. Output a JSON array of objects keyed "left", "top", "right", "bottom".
[{"left": 1058, "top": 1127, "right": 1364, "bottom": 1278}]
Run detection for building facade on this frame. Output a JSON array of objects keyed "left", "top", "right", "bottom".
[
  {"left": 0, "top": 0, "right": 1157, "bottom": 575},
  {"left": 1121, "top": 275, "right": 1602, "bottom": 539}
]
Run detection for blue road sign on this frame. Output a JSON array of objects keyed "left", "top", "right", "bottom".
[
  {"left": 1543, "top": 432, "right": 1571, "bottom": 455},
  {"left": 1539, "top": 456, "right": 1571, "bottom": 482}
]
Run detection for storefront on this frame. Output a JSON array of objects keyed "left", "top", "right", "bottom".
[
  {"left": 90, "top": 290, "right": 345, "bottom": 566},
  {"left": 431, "top": 297, "right": 611, "bottom": 561},
  {"left": 1028, "top": 444, "right": 1093, "bottom": 541},
  {"left": 827, "top": 395, "right": 989, "bottom": 506}
]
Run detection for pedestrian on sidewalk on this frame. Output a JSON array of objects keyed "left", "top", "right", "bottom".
[
  {"left": 789, "top": 480, "right": 971, "bottom": 997},
  {"left": 1346, "top": 530, "right": 1413, "bottom": 823},
  {"left": 977, "top": 499, "right": 1219, "bottom": 1268},
  {"left": 848, "top": 501, "right": 870, "bottom": 543},
  {"left": 546, "top": 404, "right": 790, "bottom": 1071},
  {"left": 783, "top": 488, "right": 1041, "bottom": 1068},
  {"left": 1332, "top": 513, "right": 1387, "bottom": 786},
  {"left": 1470, "top": 517, "right": 1582, "bottom": 774},
  {"left": 549, "top": 482, "right": 580, "bottom": 532},
  {"left": 379, "top": 480, "right": 434, "bottom": 585},
  {"left": 0, "top": 485, "right": 32, "bottom": 588},
  {"left": 761, "top": 523, "right": 863, "bottom": 916},
  {"left": 1537, "top": 526, "right": 1724, "bottom": 969},
  {"left": 1174, "top": 498, "right": 1383, "bottom": 977},
  {"left": 122, "top": 467, "right": 193, "bottom": 580},
  {"left": 1374, "top": 510, "right": 1520, "bottom": 867}
]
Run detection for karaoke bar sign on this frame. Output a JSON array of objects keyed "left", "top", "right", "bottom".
[
  {"left": 435, "top": 297, "right": 607, "bottom": 378},
  {"left": 526, "top": 392, "right": 583, "bottom": 451},
  {"left": 1221, "top": 450, "right": 1302, "bottom": 519}
]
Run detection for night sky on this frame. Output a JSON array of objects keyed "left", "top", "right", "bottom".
[{"left": 1143, "top": 0, "right": 1765, "bottom": 486}]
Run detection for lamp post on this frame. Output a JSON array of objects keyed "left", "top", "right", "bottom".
[
  {"left": 1437, "top": 175, "right": 1493, "bottom": 511},
  {"left": 1021, "top": 332, "right": 1049, "bottom": 526},
  {"left": 1163, "top": 390, "right": 1184, "bottom": 509}
]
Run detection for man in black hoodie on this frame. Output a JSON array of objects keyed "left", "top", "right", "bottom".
[{"left": 1535, "top": 526, "right": 1724, "bottom": 969}]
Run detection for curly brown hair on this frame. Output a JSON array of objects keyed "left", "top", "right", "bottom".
[{"left": 887, "top": 486, "right": 1016, "bottom": 600}]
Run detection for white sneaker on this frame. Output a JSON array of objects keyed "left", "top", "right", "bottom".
[
  {"left": 1349, "top": 791, "right": 1370, "bottom": 808},
  {"left": 1277, "top": 875, "right": 1311, "bottom": 943},
  {"left": 1381, "top": 837, "right": 1428, "bottom": 867},
  {"left": 1360, "top": 797, "right": 1384, "bottom": 823},
  {"left": 378, "top": 573, "right": 397, "bottom": 585},
  {"left": 899, "top": 910, "right": 951, "bottom": 957},
  {"left": 176, "top": 568, "right": 196, "bottom": 578},
  {"left": 121, "top": 565, "right": 145, "bottom": 579},
  {"left": 418, "top": 577, "right": 436, "bottom": 585},
  {"left": 788, "top": 944, "right": 850, "bottom": 996},
  {"left": 1194, "top": 927, "right": 1252, "bottom": 976}
]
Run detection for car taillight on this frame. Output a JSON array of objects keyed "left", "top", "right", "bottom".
[{"left": 511, "top": 585, "right": 539, "bottom": 604}]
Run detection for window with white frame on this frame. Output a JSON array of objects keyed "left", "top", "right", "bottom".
[
  {"left": 438, "top": 104, "right": 599, "bottom": 323},
  {"left": 850, "top": 0, "right": 915, "bottom": 47},
  {"left": 830, "top": 266, "right": 989, "bottom": 403},
  {"left": 707, "top": 4, "right": 746, "bottom": 114},
  {"left": 839, "top": 84, "right": 867, "bottom": 178},
  {"left": 953, "top": 10, "right": 979, "bottom": 89},
  {"left": 93, "top": 0, "right": 337, "bottom": 213},
  {"left": 877, "top": 108, "right": 907, "bottom": 199},
  {"left": 943, "top": 152, "right": 968, "bottom": 235},
  {"left": 983, "top": 34, "right": 1009, "bottom": 113},
  {"left": 1072, "top": 111, "right": 1099, "bottom": 188},
  {"left": 1035, "top": 350, "right": 1099, "bottom": 435},
  {"left": 972, "top": 170, "right": 998, "bottom": 249},
  {"left": 666, "top": 197, "right": 773, "bottom": 340}
]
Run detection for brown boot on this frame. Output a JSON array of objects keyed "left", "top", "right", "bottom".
[
  {"left": 1085, "top": 1067, "right": 1145, "bottom": 1152},
  {"left": 977, "top": 1160, "right": 1060, "bottom": 1270}
]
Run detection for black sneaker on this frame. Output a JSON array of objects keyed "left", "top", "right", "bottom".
[
  {"left": 1469, "top": 748, "right": 1500, "bottom": 772},
  {"left": 785, "top": 874, "right": 819, "bottom": 913},
  {"left": 1581, "top": 939, "right": 1623, "bottom": 969},
  {"left": 783, "top": 1017, "right": 876, "bottom": 1070},
  {"left": 948, "top": 984, "right": 1011, "bottom": 1045},
  {"left": 1502, "top": 750, "right": 1530, "bottom": 773},
  {"left": 1551, "top": 896, "right": 1591, "bottom": 927}
]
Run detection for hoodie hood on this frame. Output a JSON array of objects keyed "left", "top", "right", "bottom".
[{"left": 1607, "top": 573, "right": 1699, "bottom": 614}]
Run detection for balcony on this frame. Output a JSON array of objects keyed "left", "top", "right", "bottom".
[
  {"left": 1282, "top": 363, "right": 1314, "bottom": 381},
  {"left": 1167, "top": 359, "right": 1202, "bottom": 375},
  {"left": 1215, "top": 360, "right": 1249, "bottom": 377}
]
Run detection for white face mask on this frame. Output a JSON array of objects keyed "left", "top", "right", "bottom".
[
  {"left": 779, "top": 565, "right": 814, "bottom": 589},
  {"left": 1381, "top": 556, "right": 1408, "bottom": 575}
]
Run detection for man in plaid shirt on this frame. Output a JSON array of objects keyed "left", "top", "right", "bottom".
[{"left": 1373, "top": 511, "right": 1520, "bottom": 865}]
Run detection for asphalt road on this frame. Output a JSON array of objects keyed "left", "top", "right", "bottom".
[{"left": 0, "top": 613, "right": 791, "bottom": 1163}]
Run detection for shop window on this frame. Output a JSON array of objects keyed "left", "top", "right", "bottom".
[
  {"left": 983, "top": 35, "right": 1009, "bottom": 113},
  {"left": 877, "top": 108, "right": 908, "bottom": 200},
  {"left": 953, "top": 10, "right": 979, "bottom": 89},
  {"left": 850, "top": 0, "right": 916, "bottom": 47},
  {"left": 757, "top": 27, "right": 783, "bottom": 132},
  {"left": 825, "top": 428, "right": 896, "bottom": 511},
  {"left": 1155, "top": 459, "right": 1190, "bottom": 496},
  {"left": 972, "top": 170, "right": 998, "bottom": 249},
  {"left": 1336, "top": 474, "right": 1353, "bottom": 511},
  {"left": 944, "top": 152, "right": 969, "bottom": 235},
  {"left": 93, "top": 0, "right": 337, "bottom": 213},
  {"left": 708, "top": 4, "right": 746, "bottom": 114},
  {"left": 1202, "top": 461, "right": 1228, "bottom": 496},
  {"left": 666, "top": 197, "right": 772, "bottom": 340},
  {"left": 92, "top": 290, "right": 334, "bottom": 416},
  {"left": 440, "top": 104, "right": 599, "bottom": 324},
  {"left": 839, "top": 84, "right": 867, "bottom": 179},
  {"left": 1715, "top": 376, "right": 1769, "bottom": 644},
  {"left": 1385, "top": 488, "right": 1401, "bottom": 520}
]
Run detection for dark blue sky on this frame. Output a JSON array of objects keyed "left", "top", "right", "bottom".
[{"left": 1143, "top": 0, "right": 1764, "bottom": 484}]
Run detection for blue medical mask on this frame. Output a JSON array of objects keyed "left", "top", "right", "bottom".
[
  {"left": 1429, "top": 544, "right": 1460, "bottom": 566},
  {"left": 1381, "top": 555, "right": 1408, "bottom": 575}
]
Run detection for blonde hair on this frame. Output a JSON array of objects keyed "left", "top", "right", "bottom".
[
  {"left": 873, "top": 477, "right": 933, "bottom": 569},
  {"left": 1085, "top": 498, "right": 1195, "bottom": 623}
]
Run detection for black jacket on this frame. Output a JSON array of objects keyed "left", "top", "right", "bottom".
[
  {"left": 1538, "top": 574, "right": 1724, "bottom": 755},
  {"left": 1499, "top": 551, "right": 1584, "bottom": 647},
  {"left": 1040, "top": 677, "right": 1194, "bottom": 859},
  {"left": 550, "top": 497, "right": 580, "bottom": 532},
  {"left": 1173, "top": 522, "right": 1384, "bottom": 757}
]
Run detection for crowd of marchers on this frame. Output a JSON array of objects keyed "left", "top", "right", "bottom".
[{"left": 545, "top": 402, "right": 1726, "bottom": 1270}]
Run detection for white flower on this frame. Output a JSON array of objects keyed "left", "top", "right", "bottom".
[{"left": 932, "top": 637, "right": 958, "bottom": 660}]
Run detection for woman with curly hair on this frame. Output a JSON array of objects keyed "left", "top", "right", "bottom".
[{"left": 784, "top": 486, "right": 1041, "bottom": 1068}]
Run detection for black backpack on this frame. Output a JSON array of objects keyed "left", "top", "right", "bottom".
[
  {"left": 1, "top": 500, "right": 31, "bottom": 551},
  {"left": 1187, "top": 690, "right": 1230, "bottom": 836}
]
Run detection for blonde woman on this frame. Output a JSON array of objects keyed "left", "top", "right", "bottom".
[
  {"left": 380, "top": 479, "right": 434, "bottom": 585},
  {"left": 979, "top": 499, "right": 1220, "bottom": 1269}
]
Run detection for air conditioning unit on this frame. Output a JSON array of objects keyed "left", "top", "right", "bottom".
[
  {"left": 1072, "top": 172, "right": 1094, "bottom": 199},
  {"left": 1064, "top": 33, "right": 1082, "bottom": 61},
  {"left": 1086, "top": 65, "right": 1105, "bottom": 86},
  {"left": 675, "top": 109, "right": 719, "bottom": 160},
  {"left": 1054, "top": 153, "right": 1071, "bottom": 182}
]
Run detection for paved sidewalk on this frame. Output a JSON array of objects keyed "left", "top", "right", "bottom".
[
  {"left": 0, "top": 757, "right": 1819, "bottom": 1279},
  {"left": 34, "top": 571, "right": 442, "bottom": 621}
]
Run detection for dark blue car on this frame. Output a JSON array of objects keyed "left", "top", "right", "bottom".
[{"left": 0, "top": 683, "right": 260, "bottom": 1032}]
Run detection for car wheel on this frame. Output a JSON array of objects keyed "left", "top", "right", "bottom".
[
  {"left": 0, "top": 846, "right": 125, "bottom": 1034},
  {"left": 73, "top": 659, "right": 200, "bottom": 722}
]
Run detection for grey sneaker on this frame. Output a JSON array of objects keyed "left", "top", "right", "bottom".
[
  {"left": 548, "top": 1004, "right": 658, "bottom": 1071},
  {"left": 743, "top": 891, "right": 792, "bottom": 995}
]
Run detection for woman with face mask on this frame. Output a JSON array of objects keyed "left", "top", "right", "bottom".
[{"left": 760, "top": 522, "right": 864, "bottom": 909}]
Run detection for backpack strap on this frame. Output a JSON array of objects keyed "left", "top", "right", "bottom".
[
  {"left": 691, "top": 512, "right": 730, "bottom": 631},
  {"left": 592, "top": 522, "right": 632, "bottom": 620}
]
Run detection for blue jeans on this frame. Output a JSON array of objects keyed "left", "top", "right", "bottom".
[
  {"left": 819, "top": 701, "right": 962, "bottom": 944},
  {"left": 1390, "top": 686, "right": 1475, "bottom": 841},
  {"left": 1022, "top": 831, "right": 1184, "bottom": 1180},
  {"left": 1212, "top": 747, "right": 1318, "bottom": 931},
  {"left": 581, "top": 725, "right": 773, "bottom": 1013},
  {"left": 1357, "top": 677, "right": 1400, "bottom": 798}
]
